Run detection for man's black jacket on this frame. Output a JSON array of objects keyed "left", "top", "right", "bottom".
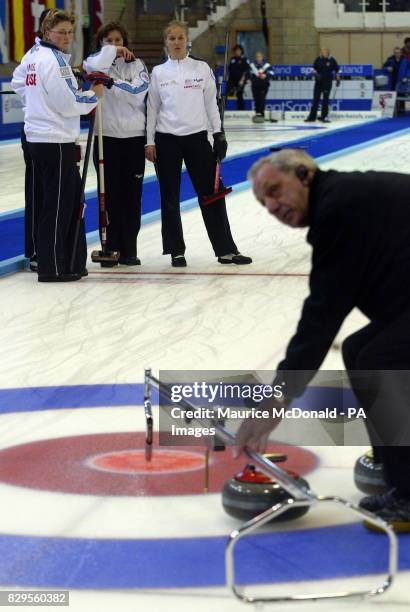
[
  {"left": 313, "top": 56, "right": 339, "bottom": 81},
  {"left": 277, "top": 169, "right": 410, "bottom": 396}
]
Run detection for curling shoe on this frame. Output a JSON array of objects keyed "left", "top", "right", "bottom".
[
  {"left": 38, "top": 273, "right": 82, "bottom": 282},
  {"left": 171, "top": 255, "right": 187, "bottom": 267},
  {"left": 218, "top": 253, "right": 252, "bottom": 265},
  {"left": 29, "top": 257, "right": 38, "bottom": 272},
  {"left": 360, "top": 488, "right": 410, "bottom": 532},
  {"left": 119, "top": 256, "right": 141, "bottom": 266}
]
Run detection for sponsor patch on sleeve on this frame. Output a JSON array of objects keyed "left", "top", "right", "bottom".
[{"left": 60, "top": 66, "right": 72, "bottom": 78}]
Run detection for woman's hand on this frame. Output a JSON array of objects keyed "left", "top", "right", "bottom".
[
  {"left": 91, "top": 83, "right": 104, "bottom": 98},
  {"left": 145, "top": 145, "right": 156, "bottom": 162},
  {"left": 116, "top": 46, "right": 135, "bottom": 61}
]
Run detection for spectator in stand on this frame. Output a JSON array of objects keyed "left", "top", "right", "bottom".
[
  {"left": 227, "top": 44, "right": 250, "bottom": 111},
  {"left": 396, "top": 37, "right": 410, "bottom": 112},
  {"left": 383, "top": 46, "right": 403, "bottom": 91},
  {"left": 402, "top": 36, "right": 410, "bottom": 61},
  {"left": 249, "top": 51, "right": 274, "bottom": 122}
]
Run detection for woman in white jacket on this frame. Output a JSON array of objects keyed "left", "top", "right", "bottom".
[
  {"left": 145, "top": 21, "right": 251, "bottom": 268},
  {"left": 84, "top": 22, "right": 150, "bottom": 266},
  {"left": 12, "top": 9, "right": 102, "bottom": 282}
]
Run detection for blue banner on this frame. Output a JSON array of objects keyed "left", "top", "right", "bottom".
[
  {"left": 339, "top": 64, "right": 373, "bottom": 77},
  {"left": 226, "top": 99, "right": 373, "bottom": 111},
  {"left": 0, "top": 0, "right": 8, "bottom": 64},
  {"left": 270, "top": 64, "right": 374, "bottom": 78}
]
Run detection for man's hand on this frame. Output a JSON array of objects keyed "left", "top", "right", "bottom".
[{"left": 233, "top": 398, "right": 285, "bottom": 458}]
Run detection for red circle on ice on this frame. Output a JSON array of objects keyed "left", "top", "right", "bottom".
[
  {"left": 88, "top": 449, "right": 205, "bottom": 475},
  {"left": 0, "top": 432, "right": 319, "bottom": 496}
]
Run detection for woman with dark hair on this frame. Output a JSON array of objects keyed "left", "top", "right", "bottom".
[
  {"left": 227, "top": 44, "right": 250, "bottom": 111},
  {"left": 12, "top": 9, "right": 102, "bottom": 282},
  {"left": 145, "top": 21, "right": 251, "bottom": 267},
  {"left": 84, "top": 21, "right": 149, "bottom": 266}
]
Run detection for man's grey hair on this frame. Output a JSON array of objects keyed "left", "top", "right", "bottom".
[{"left": 247, "top": 148, "right": 318, "bottom": 181}]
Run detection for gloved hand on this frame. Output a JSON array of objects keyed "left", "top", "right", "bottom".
[
  {"left": 213, "top": 131, "right": 228, "bottom": 161},
  {"left": 85, "top": 71, "right": 114, "bottom": 89}
]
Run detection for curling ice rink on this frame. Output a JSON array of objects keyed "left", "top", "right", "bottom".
[{"left": 0, "top": 116, "right": 410, "bottom": 610}]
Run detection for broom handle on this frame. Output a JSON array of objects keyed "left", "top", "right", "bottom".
[
  {"left": 213, "top": 161, "right": 221, "bottom": 194},
  {"left": 97, "top": 101, "right": 105, "bottom": 194},
  {"left": 220, "top": 30, "right": 230, "bottom": 128},
  {"left": 97, "top": 100, "right": 108, "bottom": 247}
]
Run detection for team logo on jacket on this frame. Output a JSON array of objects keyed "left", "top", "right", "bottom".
[
  {"left": 140, "top": 70, "right": 149, "bottom": 83},
  {"left": 160, "top": 80, "right": 178, "bottom": 87},
  {"left": 184, "top": 78, "right": 202, "bottom": 89}
]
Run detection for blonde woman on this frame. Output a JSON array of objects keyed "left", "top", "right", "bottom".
[
  {"left": 12, "top": 9, "right": 102, "bottom": 281},
  {"left": 145, "top": 21, "right": 251, "bottom": 268}
]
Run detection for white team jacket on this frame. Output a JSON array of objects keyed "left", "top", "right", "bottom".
[
  {"left": 11, "top": 41, "right": 98, "bottom": 143},
  {"left": 11, "top": 37, "right": 41, "bottom": 109},
  {"left": 249, "top": 62, "right": 272, "bottom": 77},
  {"left": 83, "top": 45, "right": 149, "bottom": 138},
  {"left": 146, "top": 55, "right": 222, "bottom": 145}
]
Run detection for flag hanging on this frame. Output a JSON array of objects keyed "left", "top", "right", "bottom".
[
  {"left": 45, "top": 1, "right": 66, "bottom": 8},
  {"left": 8, "top": 0, "right": 66, "bottom": 62},
  {"left": 92, "top": 0, "right": 104, "bottom": 33},
  {"left": 65, "top": 0, "right": 83, "bottom": 66},
  {"left": 261, "top": 0, "right": 269, "bottom": 46},
  {"left": 0, "top": 0, "right": 8, "bottom": 64}
]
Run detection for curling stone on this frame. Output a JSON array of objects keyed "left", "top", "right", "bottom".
[
  {"left": 354, "top": 449, "right": 388, "bottom": 495},
  {"left": 222, "top": 454, "right": 310, "bottom": 522}
]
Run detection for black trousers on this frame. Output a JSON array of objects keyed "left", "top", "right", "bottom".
[
  {"left": 93, "top": 136, "right": 145, "bottom": 259},
  {"left": 227, "top": 79, "right": 245, "bottom": 110},
  {"left": 21, "top": 128, "right": 43, "bottom": 259},
  {"left": 308, "top": 78, "right": 332, "bottom": 120},
  {"left": 252, "top": 83, "right": 269, "bottom": 115},
  {"left": 155, "top": 131, "right": 238, "bottom": 257},
  {"left": 342, "top": 308, "right": 410, "bottom": 496},
  {"left": 28, "top": 142, "right": 86, "bottom": 276}
]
